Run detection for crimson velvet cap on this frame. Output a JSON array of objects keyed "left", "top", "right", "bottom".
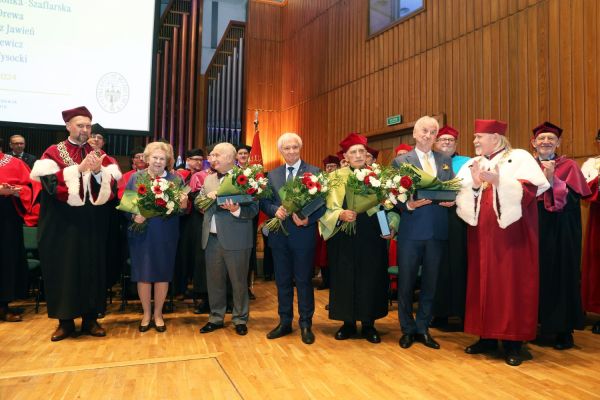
[
  {"left": 322, "top": 155, "right": 340, "bottom": 165},
  {"left": 62, "top": 106, "right": 92, "bottom": 122},
  {"left": 437, "top": 125, "right": 459, "bottom": 139},
  {"left": 474, "top": 119, "right": 507, "bottom": 135},
  {"left": 532, "top": 121, "right": 563, "bottom": 138},
  {"left": 339, "top": 132, "right": 368, "bottom": 153},
  {"left": 394, "top": 143, "right": 413, "bottom": 154},
  {"left": 366, "top": 146, "right": 379, "bottom": 159}
]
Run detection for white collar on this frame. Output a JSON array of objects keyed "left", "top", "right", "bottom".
[
  {"left": 286, "top": 159, "right": 302, "bottom": 170},
  {"left": 414, "top": 147, "right": 432, "bottom": 159}
]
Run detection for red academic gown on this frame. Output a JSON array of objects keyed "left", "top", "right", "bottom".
[
  {"left": 582, "top": 169, "right": 600, "bottom": 314},
  {"left": 456, "top": 148, "right": 550, "bottom": 341}
]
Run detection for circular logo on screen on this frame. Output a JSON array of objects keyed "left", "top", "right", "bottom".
[{"left": 96, "top": 72, "right": 129, "bottom": 113}]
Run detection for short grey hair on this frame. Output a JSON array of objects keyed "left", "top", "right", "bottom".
[
  {"left": 212, "top": 142, "right": 237, "bottom": 161},
  {"left": 413, "top": 116, "right": 439, "bottom": 134},
  {"left": 277, "top": 132, "right": 303, "bottom": 151}
]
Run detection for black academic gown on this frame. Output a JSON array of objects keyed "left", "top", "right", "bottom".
[
  {"left": 327, "top": 211, "right": 389, "bottom": 322},
  {"left": 0, "top": 197, "right": 28, "bottom": 303}
]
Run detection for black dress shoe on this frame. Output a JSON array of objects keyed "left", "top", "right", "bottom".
[
  {"left": 51, "top": 320, "right": 75, "bottom": 342},
  {"left": 334, "top": 324, "right": 357, "bottom": 340},
  {"left": 592, "top": 321, "right": 600, "bottom": 334},
  {"left": 266, "top": 324, "right": 292, "bottom": 339},
  {"left": 248, "top": 289, "right": 256, "bottom": 300},
  {"left": 193, "top": 301, "right": 210, "bottom": 315},
  {"left": 465, "top": 339, "right": 498, "bottom": 354},
  {"left": 553, "top": 333, "right": 574, "bottom": 350},
  {"left": 361, "top": 326, "right": 381, "bottom": 344},
  {"left": 399, "top": 334, "right": 414, "bottom": 349},
  {"left": 154, "top": 321, "right": 167, "bottom": 333},
  {"left": 139, "top": 321, "right": 152, "bottom": 333},
  {"left": 301, "top": 327, "right": 315, "bottom": 344},
  {"left": 415, "top": 333, "right": 440, "bottom": 349},
  {"left": 81, "top": 320, "right": 107, "bottom": 337},
  {"left": 505, "top": 348, "right": 522, "bottom": 366},
  {"left": 235, "top": 324, "right": 248, "bottom": 336},
  {"left": 200, "top": 322, "right": 224, "bottom": 333}
]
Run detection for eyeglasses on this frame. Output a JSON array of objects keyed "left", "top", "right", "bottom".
[
  {"left": 188, "top": 157, "right": 204, "bottom": 161},
  {"left": 437, "top": 137, "right": 456, "bottom": 143}
]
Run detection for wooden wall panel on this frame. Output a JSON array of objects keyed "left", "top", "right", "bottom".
[{"left": 246, "top": 0, "right": 600, "bottom": 168}]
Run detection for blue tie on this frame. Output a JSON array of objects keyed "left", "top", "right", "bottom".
[{"left": 287, "top": 166, "right": 294, "bottom": 182}]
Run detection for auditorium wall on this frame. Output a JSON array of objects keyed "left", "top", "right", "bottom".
[{"left": 245, "top": 0, "right": 600, "bottom": 169}]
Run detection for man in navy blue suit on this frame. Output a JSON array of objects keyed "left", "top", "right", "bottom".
[
  {"left": 260, "top": 132, "right": 324, "bottom": 344},
  {"left": 392, "top": 116, "right": 455, "bottom": 350}
]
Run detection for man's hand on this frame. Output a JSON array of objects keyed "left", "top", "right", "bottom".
[
  {"left": 439, "top": 201, "right": 455, "bottom": 207},
  {"left": 339, "top": 210, "right": 357, "bottom": 222},
  {"left": 220, "top": 198, "right": 240, "bottom": 213},
  {"left": 381, "top": 228, "right": 395, "bottom": 240},
  {"left": 480, "top": 165, "right": 500, "bottom": 187},
  {"left": 0, "top": 184, "right": 21, "bottom": 196},
  {"left": 470, "top": 160, "right": 483, "bottom": 188},
  {"left": 207, "top": 190, "right": 217, "bottom": 200},
  {"left": 292, "top": 213, "right": 309, "bottom": 226},
  {"left": 540, "top": 160, "right": 555, "bottom": 184},
  {"left": 275, "top": 206, "right": 288, "bottom": 220},
  {"left": 407, "top": 198, "right": 432, "bottom": 209},
  {"left": 179, "top": 193, "right": 189, "bottom": 209},
  {"left": 88, "top": 153, "right": 106, "bottom": 174},
  {"left": 133, "top": 214, "right": 146, "bottom": 224}
]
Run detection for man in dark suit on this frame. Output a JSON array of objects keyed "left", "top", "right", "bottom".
[
  {"left": 9, "top": 135, "right": 37, "bottom": 169},
  {"left": 199, "top": 143, "right": 259, "bottom": 336},
  {"left": 392, "top": 116, "right": 455, "bottom": 350},
  {"left": 260, "top": 133, "right": 324, "bottom": 344}
]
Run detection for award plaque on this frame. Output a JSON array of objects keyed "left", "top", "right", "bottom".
[{"left": 216, "top": 194, "right": 254, "bottom": 205}]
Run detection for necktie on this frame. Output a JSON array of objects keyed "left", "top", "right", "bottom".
[
  {"left": 287, "top": 166, "right": 294, "bottom": 182},
  {"left": 217, "top": 172, "right": 225, "bottom": 179},
  {"left": 422, "top": 153, "right": 435, "bottom": 176}
]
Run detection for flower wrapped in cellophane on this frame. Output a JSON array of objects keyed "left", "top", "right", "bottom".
[
  {"left": 380, "top": 164, "right": 421, "bottom": 207},
  {"left": 117, "top": 173, "right": 188, "bottom": 232},
  {"left": 264, "top": 171, "right": 337, "bottom": 235},
  {"left": 194, "top": 164, "right": 272, "bottom": 212}
]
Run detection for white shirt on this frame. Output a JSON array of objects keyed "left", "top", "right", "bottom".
[
  {"left": 414, "top": 147, "right": 437, "bottom": 176},
  {"left": 286, "top": 159, "right": 302, "bottom": 181}
]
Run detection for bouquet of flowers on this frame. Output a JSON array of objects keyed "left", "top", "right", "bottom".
[
  {"left": 264, "top": 171, "right": 335, "bottom": 235},
  {"left": 380, "top": 164, "right": 421, "bottom": 207},
  {"left": 342, "top": 163, "right": 389, "bottom": 234},
  {"left": 401, "top": 163, "right": 463, "bottom": 201},
  {"left": 117, "top": 173, "right": 188, "bottom": 232},
  {"left": 194, "top": 164, "right": 272, "bottom": 211}
]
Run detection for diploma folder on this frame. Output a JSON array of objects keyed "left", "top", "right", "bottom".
[
  {"left": 414, "top": 189, "right": 457, "bottom": 202},
  {"left": 295, "top": 197, "right": 325, "bottom": 220},
  {"left": 216, "top": 194, "right": 254, "bottom": 205},
  {"left": 376, "top": 210, "right": 391, "bottom": 236}
]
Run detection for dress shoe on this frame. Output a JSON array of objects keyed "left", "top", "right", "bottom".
[
  {"left": 504, "top": 348, "right": 522, "bottom": 366},
  {"left": 235, "top": 324, "right": 248, "bottom": 336},
  {"left": 415, "top": 333, "right": 440, "bottom": 349},
  {"left": 266, "top": 324, "right": 292, "bottom": 339},
  {"left": 465, "top": 339, "right": 498, "bottom": 354},
  {"left": 200, "top": 322, "right": 224, "bottom": 333},
  {"left": 592, "top": 321, "right": 600, "bottom": 334},
  {"left": 0, "top": 309, "right": 22, "bottom": 322},
  {"left": 301, "top": 327, "right": 315, "bottom": 344},
  {"left": 193, "top": 302, "right": 210, "bottom": 315},
  {"left": 51, "top": 321, "right": 75, "bottom": 342},
  {"left": 399, "top": 334, "right": 414, "bottom": 349},
  {"left": 361, "top": 326, "right": 381, "bottom": 344},
  {"left": 553, "top": 333, "right": 574, "bottom": 350},
  {"left": 81, "top": 320, "right": 106, "bottom": 337},
  {"left": 334, "top": 323, "right": 357, "bottom": 340},
  {"left": 155, "top": 322, "right": 167, "bottom": 333},
  {"left": 248, "top": 289, "right": 256, "bottom": 300},
  {"left": 139, "top": 321, "right": 152, "bottom": 333}
]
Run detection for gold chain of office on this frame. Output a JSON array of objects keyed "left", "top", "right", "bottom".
[
  {"left": 56, "top": 141, "right": 78, "bottom": 167},
  {"left": 0, "top": 154, "right": 13, "bottom": 167}
]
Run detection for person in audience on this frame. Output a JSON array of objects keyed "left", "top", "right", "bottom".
[
  {"left": 236, "top": 144, "right": 252, "bottom": 168},
  {"left": 531, "top": 121, "right": 590, "bottom": 349},
  {"left": 394, "top": 143, "right": 413, "bottom": 157},
  {"left": 260, "top": 133, "right": 324, "bottom": 345},
  {"left": 430, "top": 125, "right": 470, "bottom": 328},
  {"left": 455, "top": 119, "right": 550, "bottom": 366},
  {"left": 392, "top": 116, "right": 455, "bottom": 351},
  {"left": 123, "top": 141, "right": 188, "bottom": 333},
  {"left": 30, "top": 106, "right": 121, "bottom": 341},
  {"left": 118, "top": 147, "right": 148, "bottom": 199},
  {"left": 320, "top": 133, "right": 396, "bottom": 344},
  {"left": 0, "top": 138, "right": 38, "bottom": 322},
  {"left": 581, "top": 129, "right": 600, "bottom": 334},
  {"left": 8, "top": 134, "right": 37, "bottom": 169},
  {"left": 199, "top": 143, "right": 258, "bottom": 336}
]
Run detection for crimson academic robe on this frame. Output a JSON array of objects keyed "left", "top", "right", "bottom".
[
  {"left": 537, "top": 156, "right": 591, "bottom": 334},
  {"left": 30, "top": 140, "right": 121, "bottom": 319},
  {"left": 581, "top": 157, "right": 600, "bottom": 314},
  {"left": 456, "top": 149, "right": 550, "bottom": 341},
  {"left": 0, "top": 154, "right": 38, "bottom": 302}
]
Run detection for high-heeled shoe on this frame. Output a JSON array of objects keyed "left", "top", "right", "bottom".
[{"left": 139, "top": 320, "right": 152, "bottom": 333}]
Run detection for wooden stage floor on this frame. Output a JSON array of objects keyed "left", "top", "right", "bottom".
[{"left": 1, "top": 280, "right": 599, "bottom": 399}]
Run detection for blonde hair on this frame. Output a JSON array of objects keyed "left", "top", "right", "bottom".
[
  {"left": 277, "top": 132, "right": 303, "bottom": 150},
  {"left": 144, "top": 141, "right": 175, "bottom": 170},
  {"left": 413, "top": 116, "right": 439, "bottom": 134}
]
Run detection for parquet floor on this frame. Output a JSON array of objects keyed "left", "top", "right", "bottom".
[{"left": 1, "top": 280, "right": 599, "bottom": 400}]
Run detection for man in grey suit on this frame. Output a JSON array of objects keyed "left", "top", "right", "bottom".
[
  {"left": 392, "top": 116, "right": 455, "bottom": 350},
  {"left": 199, "top": 143, "right": 259, "bottom": 336}
]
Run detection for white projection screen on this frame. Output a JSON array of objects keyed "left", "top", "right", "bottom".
[{"left": 0, "top": 0, "right": 159, "bottom": 134}]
